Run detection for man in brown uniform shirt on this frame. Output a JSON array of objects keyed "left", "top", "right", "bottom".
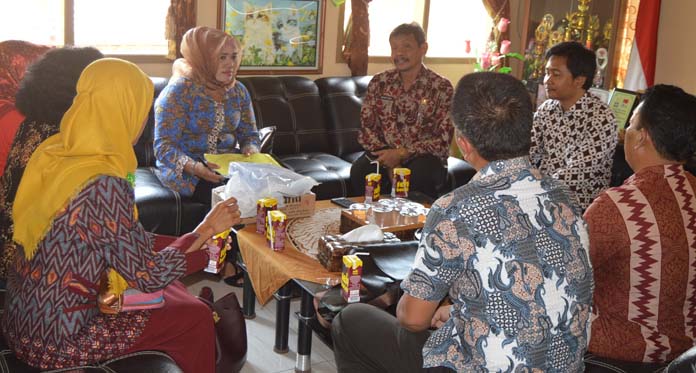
[{"left": 350, "top": 22, "right": 453, "bottom": 199}]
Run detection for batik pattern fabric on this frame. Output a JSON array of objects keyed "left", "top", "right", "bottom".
[
  {"left": 585, "top": 164, "right": 696, "bottom": 363},
  {"left": 154, "top": 77, "right": 260, "bottom": 196},
  {"left": 530, "top": 92, "right": 617, "bottom": 210},
  {"left": 1, "top": 176, "right": 187, "bottom": 369},
  {"left": 0, "top": 120, "right": 58, "bottom": 284},
  {"left": 401, "top": 156, "right": 594, "bottom": 372},
  {"left": 0, "top": 41, "right": 50, "bottom": 175},
  {"left": 358, "top": 66, "right": 453, "bottom": 162},
  {"left": 0, "top": 40, "right": 50, "bottom": 103}
]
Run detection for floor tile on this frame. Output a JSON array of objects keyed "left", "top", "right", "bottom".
[
  {"left": 278, "top": 360, "right": 337, "bottom": 373},
  {"left": 184, "top": 274, "right": 337, "bottom": 372}
]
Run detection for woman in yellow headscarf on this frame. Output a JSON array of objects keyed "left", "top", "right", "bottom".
[{"left": 5, "top": 58, "right": 240, "bottom": 372}]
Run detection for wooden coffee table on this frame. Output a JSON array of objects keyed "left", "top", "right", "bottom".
[
  {"left": 234, "top": 200, "right": 341, "bottom": 371},
  {"left": 234, "top": 196, "right": 428, "bottom": 372}
]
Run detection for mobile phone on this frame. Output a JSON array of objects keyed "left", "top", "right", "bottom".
[{"left": 330, "top": 197, "right": 354, "bottom": 209}]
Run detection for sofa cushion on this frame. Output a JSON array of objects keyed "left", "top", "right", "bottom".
[
  {"left": 238, "top": 76, "right": 332, "bottom": 156},
  {"left": 134, "top": 168, "right": 207, "bottom": 236},
  {"left": 315, "top": 76, "right": 371, "bottom": 159},
  {"left": 278, "top": 152, "right": 353, "bottom": 199},
  {"left": 238, "top": 76, "right": 354, "bottom": 199}
]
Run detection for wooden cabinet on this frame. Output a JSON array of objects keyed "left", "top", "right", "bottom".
[{"left": 520, "top": 0, "right": 624, "bottom": 96}]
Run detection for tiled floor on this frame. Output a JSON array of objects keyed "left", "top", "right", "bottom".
[{"left": 183, "top": 272, "right": 338, "bottom": 373}]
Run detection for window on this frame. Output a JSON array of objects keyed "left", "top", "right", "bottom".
[
  {"left": 342, "top": 0, "right": 492, "bottom": 59},
  {"left": 0, "top": 0, "right": 169, "bottom": 56}
]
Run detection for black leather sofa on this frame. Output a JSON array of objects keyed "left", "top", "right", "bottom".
[{"left": 134, "top": 76, "right": 476, "bottom": 236}]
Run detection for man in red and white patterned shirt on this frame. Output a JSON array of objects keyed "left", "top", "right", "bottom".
[
  {"left": 350, "top": 22, "right": 454, "bottom": 199},
  {"left": 585, "top": 85, "right": 696, "bottom": 365},
  {"left": 531, "top": 41, "right": 617, "bottom": 210}
]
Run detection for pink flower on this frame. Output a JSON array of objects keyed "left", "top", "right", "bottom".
[
  {"left": 500, "top": 40, "right": 511, "bottom": 54},
  {"left": 497, "top": 17, "right": 510, "bottom": 33},
  {"left": 464, "top": 40, "right": 471, "bottom": 54},
  {"left": 480, "top": 52, "right": 492, "bottom": 70},
  {"left": 492, "top": 52, "right": 503, "bottom": 67}
]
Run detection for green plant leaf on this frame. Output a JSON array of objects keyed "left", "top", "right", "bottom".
[
  {"left": 331, "top": 0, "right": 346, "bottom": 6},
  {"left": 505, "top": 52, "right": 525, "bottom": 61},
  {"left": 498, "top": 67, "right": 512, "bottom": 74}
]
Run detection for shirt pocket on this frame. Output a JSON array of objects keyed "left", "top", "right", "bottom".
[
  {"left": 375, "top": 95, "right": 395, "bottom": 126},
  {"left": 414, "top": 98, "right": 438, "bottom": 130}
]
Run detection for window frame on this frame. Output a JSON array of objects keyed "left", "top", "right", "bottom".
[
  {"left": 61, "top": 0, "right": 170, "bottom": 63},
  {"left": 335, "top": 0, "right": 479, "bottom": 64}
]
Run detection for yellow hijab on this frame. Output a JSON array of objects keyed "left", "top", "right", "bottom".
[{"left": 13, "top": 58, "right": 154, "bottom": 262}]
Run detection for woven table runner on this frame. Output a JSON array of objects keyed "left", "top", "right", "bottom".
[{"left": 287, "top": 206, "right": 342, "bottom": 260}]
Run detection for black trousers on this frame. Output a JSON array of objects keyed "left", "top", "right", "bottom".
[
  {"left": 349, "top": 153, "right": 448, "bottom": 200},
  {"left": 332, "top": 306, "right": 676, "bottom": 373},
  {"left": 331, "top": 303, "right": 454, "bottom": 373}
]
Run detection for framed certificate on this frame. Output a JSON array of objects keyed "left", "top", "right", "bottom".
[{"left": 608, "top": 88, "right": 640, "bottom": 131}]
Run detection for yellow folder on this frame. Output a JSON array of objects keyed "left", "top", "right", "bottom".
[{"left": 204, "top": 153, "right": 281, "bottom": 176}]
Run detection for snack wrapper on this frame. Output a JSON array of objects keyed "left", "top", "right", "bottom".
[
  {"left": 392, "top": 168, "right": 411, "bottom": 198},
  {"left": 365, "top": 173, "right": 381, "bottom": 202},
  {"left": 256, "top": 197, "right": 278, "bottom": 234},
  {"left": 341, "top": 254, "right": 363, "bottom": 303},
  {"left": 205, "top": 229, "right": 231, "bottom": 274},
  {"left": 265, "top": 210, "right": 287, "bottom": 251}
]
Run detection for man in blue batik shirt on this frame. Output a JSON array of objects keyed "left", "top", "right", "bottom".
[{"left": 331, "top": 72, "right": 594, "bottom": 373}]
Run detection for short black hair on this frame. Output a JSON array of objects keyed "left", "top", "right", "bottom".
[
  {"left": 15, "top": 46, "right": 103, "bottom": 125},
  {"left": 451, "top": 72, "right": 533, "bottom": 161},
  {"left": 636, "top": 84, "right": 696, "bottom": 163},
  {"left": 545, "top": 41, "right": 596, "bottom": 90},
  {"left": 389, "top": 22, "right": 426, "bottom": 45}
]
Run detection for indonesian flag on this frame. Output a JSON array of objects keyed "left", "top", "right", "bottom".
[{"left": 624, "top": 0, "right": 661, "bottom": 91}]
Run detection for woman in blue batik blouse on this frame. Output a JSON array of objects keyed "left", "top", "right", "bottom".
[{"left": 154, "top": 26, "right": 260, "bottom": 205}]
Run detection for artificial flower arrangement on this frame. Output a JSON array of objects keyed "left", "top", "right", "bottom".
[{"left": 473, "top": 17, "right": 524, "bottom": 74}]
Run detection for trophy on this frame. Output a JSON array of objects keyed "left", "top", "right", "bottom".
[
  {"left": 529, "top": 14, "right": 554, "bottom": 80},
  {"left": 593, "top": 47, "right": 608, "bottom": 88}
]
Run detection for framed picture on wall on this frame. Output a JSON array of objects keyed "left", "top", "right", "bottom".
[{"left": 218, "top": 0, "right": 325, "bottom": 74}]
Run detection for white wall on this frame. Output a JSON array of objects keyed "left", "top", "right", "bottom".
[
  {"left": 135, "top": 0, "right": 480, "bottom": 83},
  {"left": 137, "top": 0, "right": 692, "bottom": 94},
  {"left": 655, "top": 0, "right": 696, "bottom": 94}
]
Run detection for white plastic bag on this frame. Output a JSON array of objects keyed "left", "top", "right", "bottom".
[{"left": 222, "top": 162, "right": 318, "bottom": 218}]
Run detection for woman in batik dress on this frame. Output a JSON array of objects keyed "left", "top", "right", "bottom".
[{"left": 3, "top": 58, "right": 240, "bottom": 372}]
